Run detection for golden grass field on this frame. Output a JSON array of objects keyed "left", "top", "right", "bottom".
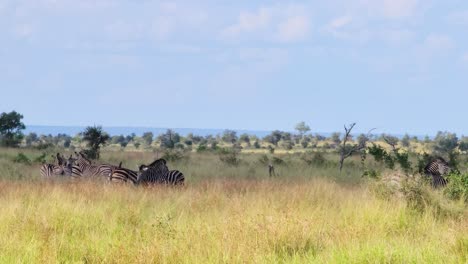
[{"left": 0, "top": 148, "right": 466, "bottom": 263}]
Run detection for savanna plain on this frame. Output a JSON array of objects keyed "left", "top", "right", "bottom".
[{"left": 0, "top": 148, "right": 466, "bottom": 263}]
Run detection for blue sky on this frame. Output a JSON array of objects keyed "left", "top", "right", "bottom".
[{"left": 1, "top": 0, "right": 468, "bottom": 135}]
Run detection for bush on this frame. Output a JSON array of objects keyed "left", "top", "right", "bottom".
[
  {"left": 12, "top": 153, "right": 31, "bottom": 165},
  {"left": 33, "top": 153, "right": 47, "bottom": 164},
  {"left": 444, "top": 172, "right": 468, "bottom": 202},
  {"left": 301, "top": 151, "right": 326, "bottom": 166},
  {"left": 196, "top": 144, "right": 208, "bottom": 152},
  {"left": 258, "top": 155, "right": 269, "bottom": 166},
  {"left": 271, "top": 156, "right": 285, "bottom": 166},
  {"left": 218, "top": 148, "right": 241, "bottom": 166},
  {"left": 401, "top": 178, "right": 464, "bottom": 218},
  {"left": 362, "top": 169, "right": 379, "bottom": 179},
  {"left": 162, "top": 149, "right": 188, "bottom": 162}
]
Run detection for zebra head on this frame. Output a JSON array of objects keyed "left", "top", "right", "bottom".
[
  {"left": 56, "top": 153, "right": 65, "bottom": 166},
  {"left": 75, "top": 151, "right": 92, "bottom": 164},
  {"left": 434, "top": 157, "right": 451, "bottom": 175},
  {"left": 136, "top": 165, "right": 151, "bottom": 185},
  {"left": 62, "top": 155, "right": 77, "bottom": 176}
]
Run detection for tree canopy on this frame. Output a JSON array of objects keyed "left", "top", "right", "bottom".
[
  {"left": 82, "top": 125, "right": 110, "bottom": 159},
  {"left": 0, "top": 111, "right": 26, "bottom": 147}
]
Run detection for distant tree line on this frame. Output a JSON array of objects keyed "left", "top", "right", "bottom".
[{"left": 3, "top": 112, "right": 468, "bottom": 165}]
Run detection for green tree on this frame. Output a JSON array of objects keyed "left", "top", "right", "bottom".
[
  {"left": 433, "top": 131, "right": 458, "bottom": 154},
  {"left": 159, "top": 129, "right": 180, "bottom": 149},
  {"left": 142, "top": 132, "right": 154, "bottom": 146},
  {"left": 0, "top": 111, "right": 26, "bottom": 147},
  {"left": 222, "top": 130, "right": 238, "bottom": 144},
  {"left": 401, "top": 134, "right": 410, "bottom": 147},
  {"left": 264, "top": 130, "right": 283, "bottom": 146},
  {"left": 330, "top": 132, "right": 341, "bottom": 145},
  {"left": 433, "top": 131, "right": 459, "bottom": 168},
  {"left": 25, "top": 132, "right": 38, "bottom": 147},
  {"left": 239, "top": 133, "right": 250, "bottom": 146},
  {"left": 81, "top": 125, "right": 110, "bottom": 160},
  {"left": 295, "top": 121, "right": 311, "bottom": 137}
]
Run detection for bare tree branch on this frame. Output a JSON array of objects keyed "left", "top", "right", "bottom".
[{"left": 339, "top": 124, "right": 375, "bottom": 172}]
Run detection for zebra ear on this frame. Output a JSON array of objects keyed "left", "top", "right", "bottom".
[
  {"left": 161, "top": 159, "right": 167, "bottom": 165},
  {"left": 57, "top": 153, "right": 63, "bottom": 165}
]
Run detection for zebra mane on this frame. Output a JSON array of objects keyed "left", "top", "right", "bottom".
[
  {"left": 75, "top": 151, "right": 92, "bottom": 164},
  {"left": 147, "top": 158, "right": 167, "bottom": 167},
  {"left": 434, "top": 156, "right": 448, "bottom": 164}
]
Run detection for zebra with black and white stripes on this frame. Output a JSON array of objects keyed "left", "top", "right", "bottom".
[
  {"left": 40, "top": 163, "right": 65, "bottom": 178},
  {"left": 424, "top": 157, "right": 450, "bottom": 188},
  {"left": 40, "top": 153, "right": 66, "bottom": 178},
  {"left": 73, "top": 151, "right": 119, "bottom": 179},
  {"left": 62, "top": 155, "right": 83, "bottom": 179},
  {"left": 136, "top": 159, "right": 185, "bottom": 185},
  {"left": 109, "top": 166, "right": 138, "bottom": 184}
]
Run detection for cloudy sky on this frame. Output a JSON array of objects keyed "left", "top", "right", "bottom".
[{"left": 1, "top": 0, "right": 467, "bottom": 135}]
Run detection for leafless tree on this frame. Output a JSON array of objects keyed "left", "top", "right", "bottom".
[{"left": 339, "top": 123, "right": 375, "bottom": 172}]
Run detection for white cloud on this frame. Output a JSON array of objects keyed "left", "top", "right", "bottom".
[
  {"left": 323, "top": 15, "right": 371, "bottom": 43},
  {"left": 328, "top": 15, "right": 353, "bottom": 30},
  {"left": 277, "top": 15, "right": 310, "bottom": 42},
  {"left": 381, "top": 0, "right": 419, "bottom": 18},
  {"left": 222, "top": 8, "right": 271, "bottom": 37},
  {"left": 221, "top": 4, "right": 311, "bottom": 43},
  {"left": 352, "top": 0, "right": 420, "bottom": 19}
]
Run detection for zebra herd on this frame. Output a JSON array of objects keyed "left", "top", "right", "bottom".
[
  {"left": 40, "top": 151, "right": 451, "bottom": 188},
  {"left": 40, "top": 152, "right": 184, "bottom": 186}
]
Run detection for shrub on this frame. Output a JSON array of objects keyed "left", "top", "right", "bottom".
[
  {"left": 162, "top": 149, "right": 188, "bottom": 162},
  {"left": 301, "top": 151, "right": 326, "bottom": 166},
  {"left": 258, "top": 154, "right": 269, "bottom": 166},
  {"left": 271, "top": 156, "right": 285, "bottom": 166},
  {"left": 218, "top": 148, "right": 241, "bottom": 166},
  {"left": 196, "top": 144, "right": 208, "bottom": 152},
  {"left": 33, "top": 153, "right": 47, "bottom": 164},
  {"left": 362, "top": 169, "right": 379, "bottom": 179},
  {"left": 444, "top": 172, "right": 468, "bottom": 202},
  {"left": 12, "top": 153, "right": 31, "bottom": 165}
]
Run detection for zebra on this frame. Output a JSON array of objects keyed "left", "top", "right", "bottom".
[
  {"left": 73, "top": 151, "right": 119, "bottom": 179},
  {"left": 62, "top": 155, "right": 83, "bottom": 179},
  {"left": 39, "top": 153, "right": 67, "bottom": 178},
  {"left": 40, "top": 163, "right": 65, "bottom": 178},
  {"left": 136, "top": 158, "right": 185, "bottom": 185},
  {"left": 109, "top": 167, "right": 138, "bottom": 184},
  {"left": 424, "top": 157, "right": 450, "bottom": 188}
]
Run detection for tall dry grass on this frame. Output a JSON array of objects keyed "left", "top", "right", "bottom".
[{"left": 0, "top": 178, "right": 465, "bottom": 263}]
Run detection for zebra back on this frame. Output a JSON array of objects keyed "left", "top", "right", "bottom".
[
  {"left": 74, "top": 151, "right": 117, "bottom": 178},
  {"left": 166, "top": 170, "right": 185, "bottom": 185},
  {"left": 40, "top": 164, "right": 64, "bottom": 178},
  {"left": 109, "top": 167, "right": 138, "bottom": 184},
  {"left": 423, "top": 157, "right": 450, "bottom": 188},
  {"left": 136, "top": 159, "right": 170, "bottom": 185}
]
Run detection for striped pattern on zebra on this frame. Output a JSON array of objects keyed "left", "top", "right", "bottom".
[
  {"left": 40, "top": 163, "right": 65, "bottom": 178},
  {"left": 136, "top": 159, "right": 184, "bottom": 185},
  {"left": 40, "top": 153, "right": 67, "bottom": 178},
  {"left": 62, "top": 155, "right": 83, "bottom": 179},
  {"left": 423, "top": 157, "right": 450, "bottom": 188},
  {"left": 109, "top": 167, "right": 138, "bottom": 184},
  {"left": 73, "top": 151, "right": 118, "bottom": 179}
]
